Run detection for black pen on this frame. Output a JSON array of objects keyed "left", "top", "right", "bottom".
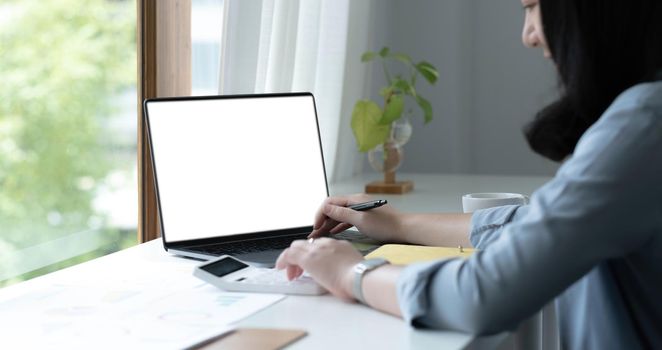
[{"left": 348, "top": 199, "right": 388, "bottom": 211}]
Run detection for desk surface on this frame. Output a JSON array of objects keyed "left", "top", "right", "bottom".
[
  {"left": 330, "top": 172, "right": 548, "bottom": 213},
  {"left": 0, "top": 173, "right": 550, "bottom": 349}
]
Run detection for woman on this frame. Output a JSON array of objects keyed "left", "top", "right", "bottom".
[{"left": 276, "top": 0, "right": 662, "bottom": 348}]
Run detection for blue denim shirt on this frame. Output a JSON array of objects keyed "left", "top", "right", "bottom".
[{"left": 396, "top": 81, "right": 662, "bottom": 350}]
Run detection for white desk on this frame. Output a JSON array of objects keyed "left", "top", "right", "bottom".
[
  {"left": 330, "top": 172, "right": 548, "bottom": 212},
  {"left": 0, "top": 173, "right": 550, "bottom": 349}
]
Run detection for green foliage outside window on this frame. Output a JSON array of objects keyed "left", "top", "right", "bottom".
[{"left": 0, "top": 0, "right": 137, "bottom": 286}]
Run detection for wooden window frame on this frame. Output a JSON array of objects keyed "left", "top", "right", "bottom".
[{"left": 137, "top": 0, "right": 192, "bottom": 243}]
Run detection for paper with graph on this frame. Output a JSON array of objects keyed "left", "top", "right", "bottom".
[{"left": 0, "top": 248, "right": 284, "bottom": 349}]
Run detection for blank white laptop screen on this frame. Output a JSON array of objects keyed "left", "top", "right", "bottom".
[{"left": 146, "top": 94, "right": 328, "bottom": 242}]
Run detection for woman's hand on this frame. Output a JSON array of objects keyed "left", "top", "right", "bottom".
[
  {"left": 308, "top": 194, "right": 405, "bottom": 243},
  {"left": 275, "top": 238, "right": 363, "bottom": 300}
]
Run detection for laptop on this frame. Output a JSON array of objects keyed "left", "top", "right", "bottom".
[{"left": 144, "top": 93, "right": 374, "bottom": 266}]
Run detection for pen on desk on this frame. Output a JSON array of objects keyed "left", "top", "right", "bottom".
[{"left": 348, "top": 199, "right": 388, "bottom": 211}]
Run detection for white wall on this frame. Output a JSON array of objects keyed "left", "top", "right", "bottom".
[{"left": 336, "top": 0, "right": 560, "bottom": 179}]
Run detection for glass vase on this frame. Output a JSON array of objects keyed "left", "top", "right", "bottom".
[
  {"left": 368, "top": 140, "right": 403, "bottom": 173},
  {"left": 367, "top": 113, "right": 412, "bottom": 174},
  {"left": 390, "top": 113, "right": 412, "bottom": 146}
]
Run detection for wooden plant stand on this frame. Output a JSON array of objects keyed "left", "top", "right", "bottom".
[{"left": 365, "top": 171, "right": 413, "bottom": 194}]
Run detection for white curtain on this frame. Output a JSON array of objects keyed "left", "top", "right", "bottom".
[{"left": 218, "top": 0, "right": 370, "bottom": 182}]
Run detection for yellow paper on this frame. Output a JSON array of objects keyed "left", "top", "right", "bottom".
[{"left": 365, "top": 244, "right": 475, "bottom": 265}]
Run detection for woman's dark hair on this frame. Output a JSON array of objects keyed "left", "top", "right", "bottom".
[{"left": 525, "top": 0, "right": 662, "bottom": 162}]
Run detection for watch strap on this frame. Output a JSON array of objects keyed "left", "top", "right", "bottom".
[{"left": 352, "top": 258, "right": 389, "bottom": 304}]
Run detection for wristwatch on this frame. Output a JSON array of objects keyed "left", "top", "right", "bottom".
[{"left": 352, "top": 258, "right": 390, "bottom": 304}]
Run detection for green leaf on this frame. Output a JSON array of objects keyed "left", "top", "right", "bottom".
[
  {"left": 379, "top": 47, "right": 390, "bottom": 57},
  {"left": 380, "top": 94, "right": 404, "bottom": 125},
  {"left": 392, "top": 53, "right": 412, "bottom": 64},
  {"left": 415, "top": 95, "right": 434, "bottom": 123},
  {"left": 415, "top": 61, "right": 439, "bottom": 84},
  {"left": 351, "top": 100, "right": 391, "bottom": 152},
  {"left": 393, "top": 78, "right": 414, "bottom": 96},
  {"left": 361, "top": 51, "right": 377, "bottom": 62}
]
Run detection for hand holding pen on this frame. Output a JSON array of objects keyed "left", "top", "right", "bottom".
[{"left": 308, "top": 196, "right": 401, "bottom": 241}]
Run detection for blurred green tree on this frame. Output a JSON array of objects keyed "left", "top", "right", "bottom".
[{"left": 0, "top": 0, "right": 136, "bottom": 285}]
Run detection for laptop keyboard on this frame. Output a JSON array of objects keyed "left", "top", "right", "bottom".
[
  {"left": 189, "top": 230, "right": 378, "bottom": 257},
  {"left": 194, "top": 234, "right": 309, "bottom": 256}
]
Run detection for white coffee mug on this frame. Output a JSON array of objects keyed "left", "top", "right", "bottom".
[{"left": 462, "top": 192, "right": 529, "bottom": 213}]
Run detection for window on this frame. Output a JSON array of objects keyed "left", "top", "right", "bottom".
[
  {"left": 0, "top": 0, "right": 138, "bottom": 287},
  {"left": 192, "top": 0, "right": 225, "bottom": 95}
]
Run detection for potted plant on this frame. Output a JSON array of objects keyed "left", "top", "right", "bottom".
[{"left": 351, "top": 47, "right": 438, "bottom": 194}]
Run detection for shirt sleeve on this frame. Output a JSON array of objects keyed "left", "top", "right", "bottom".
[
  {"left": 396, "top": 84, "right": 662, "bottom": 334},
  {"left": 470, "top": 205, "right": 529, "bottom": 249}
]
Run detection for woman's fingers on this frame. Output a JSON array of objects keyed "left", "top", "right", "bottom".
[
  {"left": 313, "top": 194, "right": 371, "bottom": 229},
  {"left": 308, "top": 216, "right": 354, "bottom": 238},
  {"left": 275, "top": 248, "right": 289, "bottom": 270},
  {"left": 322, "top": 204, "right": 361, "bottom": 227},
  {"left": 275, "top": 246, "right": 302, "bottom": 270},
  {"left": 329, "top": 223, "right": 353, "bottom": 234},
  {"left": 310, "top": 194, "right": 373, "bottom": 237},
  {"left": 276, "top": 242, "right": 311, "bottom": 279},
  {"left": 286, "top": 265, "right": 303, "bottom": 280},
  {"left": 276, "top": 238, "right": 326, "bottom": 268},
  {"left": 313, "top": 197, "right": 351, "bottom": 229},
  {"left": 276, "top": 238, "right": 363, "bottom": 299},
  {"left": 316, "top": 217, "right": 342, "bottom": 234}
]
